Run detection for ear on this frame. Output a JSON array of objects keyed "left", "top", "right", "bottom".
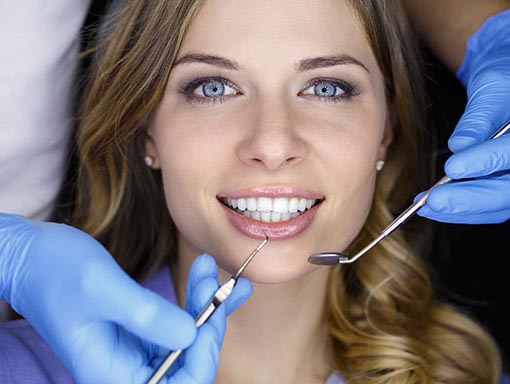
[
  {"left": 144, "top": 126, "right": 161, "bottom": 169},
  {"left": 377, "top": 106, "right": 395, "bottom": 160}
]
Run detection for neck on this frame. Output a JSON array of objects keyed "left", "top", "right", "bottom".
[{"left": 174, "top": 250, "right": 334, "bottom": 384}]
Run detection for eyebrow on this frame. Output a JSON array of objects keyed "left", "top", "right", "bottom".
[
  {"left": 296, "top": 54, "right": 369, "bottom": 73},
  {"left": 174, "top": 53, "right": 240, "bottom": 70},
  {"left": 173, "top": 53, "right": 369, "bottom": 72}
]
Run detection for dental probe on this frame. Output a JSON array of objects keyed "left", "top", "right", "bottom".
[
  {"left": 308, "top": 119, "right": 510, "bottom": 266},
  {"left": 146, "top": 235, "right": 269, "bottom": 384}
]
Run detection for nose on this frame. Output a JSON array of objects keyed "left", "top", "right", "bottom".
[{"left": 237, "top": 98, "right": 308, "bottom": 171}]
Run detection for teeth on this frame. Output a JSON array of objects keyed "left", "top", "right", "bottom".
[{"left": 222, "top": 197, "right": 321, "bottom": 223}]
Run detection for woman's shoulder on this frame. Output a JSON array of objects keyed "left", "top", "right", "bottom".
[{"left": 0, "top": 319, "right": 75, "bottom": 383}]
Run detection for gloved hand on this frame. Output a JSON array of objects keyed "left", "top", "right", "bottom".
[
  {"left": 0, "top": 213, "right": 252, "bottom": 383},
  {"left": 150, "top": 253, "right": 252, "bottom": 383},
  {"left": 417, "top": 9, "right": 510, "bottom": 224}
]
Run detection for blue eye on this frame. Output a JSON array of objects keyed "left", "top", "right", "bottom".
[
  {"left": 300, "top": 78, "right": 356, "bottom": 102},
  {"left": 314, "top": 82, "right": 338, "bottom": 97},
  {"left": 201, "top": 81, "right": 225, "bottom": 97},
  {"left": 180, "top": 77, "right": 238, "bottom": 104}
]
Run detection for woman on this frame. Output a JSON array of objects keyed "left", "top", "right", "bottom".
[{"left": 0, "top": 0, "right": 504, "bottom": 383}]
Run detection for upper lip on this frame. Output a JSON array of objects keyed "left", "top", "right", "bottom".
[{"left": 217, "top": 185, "right": 325, "bottom": 200}]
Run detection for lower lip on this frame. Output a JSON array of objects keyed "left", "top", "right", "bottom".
[{"left": 220, "top": 202, "right": 321, "bottom": 240}]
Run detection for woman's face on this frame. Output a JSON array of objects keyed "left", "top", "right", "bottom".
[{"left": 147, "top": 0, "right": 392, "bottom": 283}]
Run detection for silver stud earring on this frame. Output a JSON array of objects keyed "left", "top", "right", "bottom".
[
  {"left": 144, "top": 155, "right": 155, "bottom": 167},
  {"left": 376, "top": 160, "right": 385, "bottom": 172}
]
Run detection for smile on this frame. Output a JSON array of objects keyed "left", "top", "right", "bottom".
[
  {"left": 220, "top": 197, "right": 321, "bottom": 223},
  {"left": 217, "top": 188, "right": 325, "bottom": 240}
]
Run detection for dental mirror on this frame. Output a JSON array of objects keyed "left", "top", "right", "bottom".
[{"left": 308, "top": 119, "right": 510, "bottom": 266}]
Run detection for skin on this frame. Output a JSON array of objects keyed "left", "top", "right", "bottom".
[{"left": 146, "top": 0, "right": 393, "bottom": 381}]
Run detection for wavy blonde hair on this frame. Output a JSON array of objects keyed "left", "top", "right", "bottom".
[{"left": 73, "top": 0, "right": 502, "bottom": 382}]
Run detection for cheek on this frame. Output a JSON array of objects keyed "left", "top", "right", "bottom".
[
  {"left": 308, "top": 107, "right": 386, "bottom": 247},
  {"left": 150, "top": 110, "right": 239, "bottom": 245}
]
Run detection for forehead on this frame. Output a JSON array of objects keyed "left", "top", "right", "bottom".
[{"left": 179, "top": 0, "right": 379, "bottom": 74}]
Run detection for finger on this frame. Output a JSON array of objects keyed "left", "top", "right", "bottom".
[
  {"left": 445, "top": 135, "right": 510, "bottom": 179},
  {"left": 166, "top": 323, "right": 221, "bottom": 384},
  {"left": 187, "top": 276, "right": 220, "bottom": 318},
  {"left": 448, "top": 74, "right": 510, "bottom": 153},
  {"left": 87, "top": 264, "right": 197, "bottom": 351},
  {"left": 222, "top": 277, "right": 252, "bottom": 316},
  {"left": 417, "top": 206, "right": 510, "bottom": 224},
  {"left": 186, "top": 254, "right": 218, "bottom": 315},
  {"left": 67, "top": 322, "right": 151, "bottom": 384},
  {"left": 416, "top": 178, "right": 510, "bottom": 223}
]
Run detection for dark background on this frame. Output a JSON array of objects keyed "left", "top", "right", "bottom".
[
  {"left": 421, "top": 50, "right": 509, "bottom": 370},
  {"left": 76, "top": 0, "right": 509, "bottom": 370}
]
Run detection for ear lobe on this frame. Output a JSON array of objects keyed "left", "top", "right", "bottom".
[{"left": 144, "top": 131, "right": 161, "bottom": 169}]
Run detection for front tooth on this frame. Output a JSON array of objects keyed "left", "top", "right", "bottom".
[
  {"left": 247, "top": 197, "right": 257, "bottom": 211},
  {"left": 260, "top": 211, "right": 271, "bottom": 222},
  {"left": 281, "top": 212, "right": 291, "bottom": 221},
  {"left": 271, "top": 212, "right": 282, "bottom": 222},
  {"left": 273, "top": 197, "right": 289, "bottom": 213},
  {"left": 289, "top": 198, "right": 299, "bottom": 213},
  {"left": 237, "top": 198, "right": 247, "bottom": 211},
  {"left": 243, "top": 210, "right": 251, "bottom": 218},
  {"left": 257, "top": 197, "right": 272, "bottom": 211},
  {"left": 298, "top": 198, "right": 307, "bottom": 212},
  {"left": 251, "top": 211, "right": 261, "bottom": 220}
]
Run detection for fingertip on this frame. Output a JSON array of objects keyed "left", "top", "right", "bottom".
[
  {"left": 425, "top": 187, "right": 449, "bottom": 213},
  {"left": 189, "top": 254, "right": 218, "bottom": 280},
  {"left": 234, "top": 277, "right": 253, "bottom": 298},
  {"left": 444, "top": 155, "right": 464, "bottom": 179},
  {"left": 187, "top": 276, "right": 219, "bottom": 315},
  {"left": 117, "top": 289, "right": 198, "bottom": 350},
  {"left": 147, "top": 299, "right": 199, "bottom": 349},
  {"left": 224, "top": 278, "right": 253, "bottom": 316},
  {"left": 448, "top": 134, "right": 478, "bottom": 153}
]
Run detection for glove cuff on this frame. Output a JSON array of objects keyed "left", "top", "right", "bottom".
[{"left": 457, "top": 9, "right": 510, "bottom": 87}]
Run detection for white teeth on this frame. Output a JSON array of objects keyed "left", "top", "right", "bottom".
[
  {"left": 222, "top": 196, "right": 321, "bottom": 223},
  {"left": 273, "top": 197, "right": 288, "bottom": 213},
  {"left": 247, "top": 197, "right": 257, "bottom": 211},
  {"left": 260, "top": 211, "right": 271, "bottom": 222},
  {"left": 237, "top": 198, "right": 247, "bottom": 211},
  {"left": 257, "top": 197, "right": 272, "bottom": 211},
  {"left": 298, "top": 198, "right": 307, "bottom": 212},
  {"left": 289, "top": 198, "right": 299, "bottom": 213}
]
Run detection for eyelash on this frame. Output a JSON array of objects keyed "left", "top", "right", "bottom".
[{"left": 178, "top": 76, "right": 358, "bottom": 105}]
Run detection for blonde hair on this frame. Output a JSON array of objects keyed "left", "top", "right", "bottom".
[{"left": 73, "top": 0, "right": 502, "bottom": 382}]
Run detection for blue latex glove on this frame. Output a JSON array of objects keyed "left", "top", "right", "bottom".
[
  {"left": 418, "top": 9, "right": 510, "bottom": 224},
  {"left": 0, "top": 213, "right": 252, "bottom": 383},
  {"left": 150, "top": 254, "right": 252, "bottom": 383}
]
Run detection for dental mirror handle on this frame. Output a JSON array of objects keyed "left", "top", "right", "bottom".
[
  {"left": 352, "top": 119, "right": 510, "bottom": 262},
  {"left": 345, "top": 175, "right": 452, "bottom": 263}
]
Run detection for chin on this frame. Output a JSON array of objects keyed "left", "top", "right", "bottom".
[{"left": 218, "top": 246, "right": 321, "bottom": 285}]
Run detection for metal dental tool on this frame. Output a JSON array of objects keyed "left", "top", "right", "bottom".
[
  {"left": 146, "top": 235, "right": 269, "bottom": 384},
  {"left": 308, "top": 119, "right": 510, "bottom": 266}
]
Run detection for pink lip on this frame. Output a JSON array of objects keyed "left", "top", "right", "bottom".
[{"left": 219, "top": 201, "right": 322, "bottom": 240}]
